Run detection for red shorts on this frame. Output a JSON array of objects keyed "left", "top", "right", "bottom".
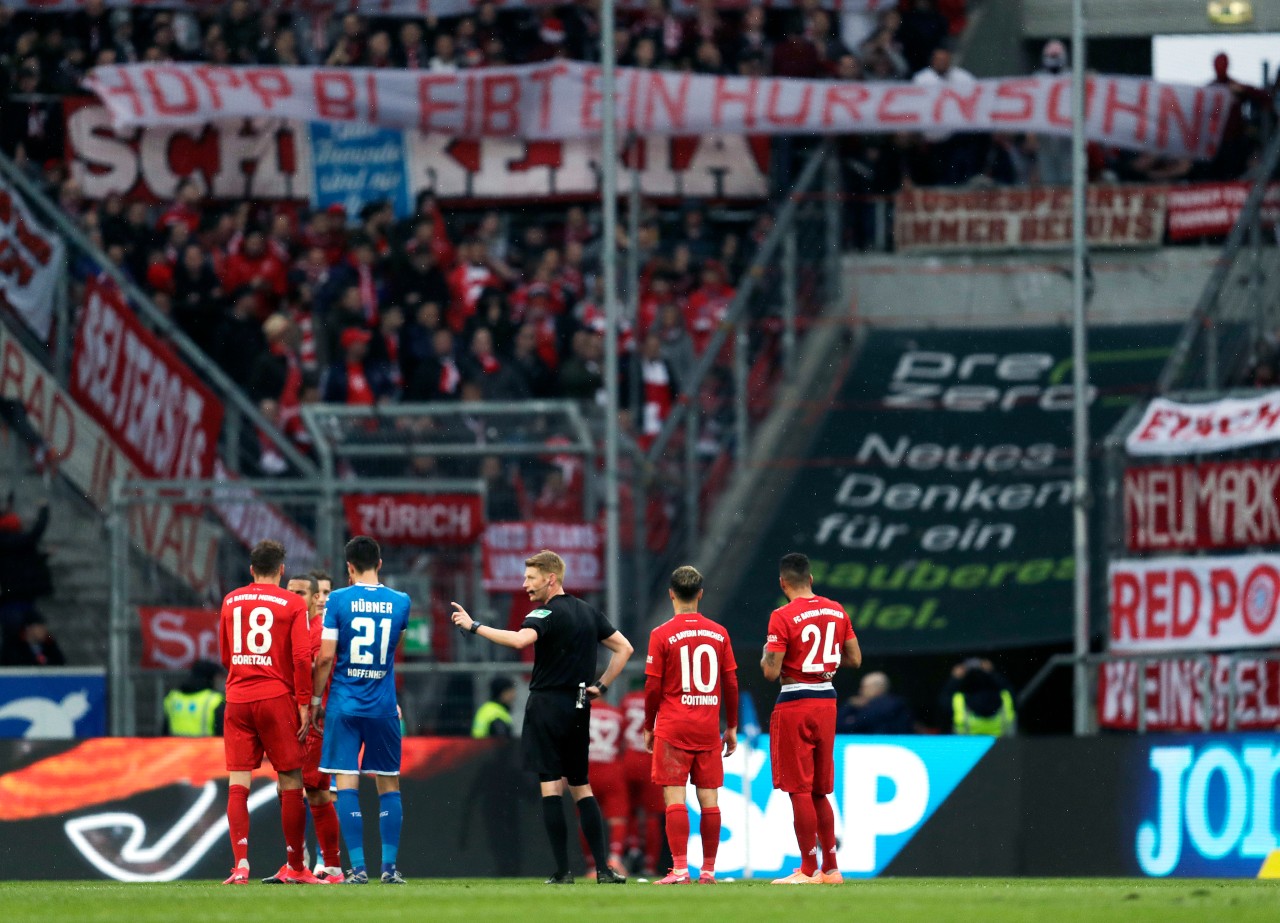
[
  {"left": 651, "top": 737, "right": 724, "bottom": 789},
  {"left": 224, "top": 695, "right": 304, "bottom": 774},
  {"left": 302, "top": 731, "right": 329, "bottom": 791},
  {"left": 770, "top": 698, "right": 836, "bottom": 794},
  {"left": 589, "top": 760, "right": 629, "bottom": 819},
  {"left": 623, "top": 751, "right": 664, "bottom": 813}
]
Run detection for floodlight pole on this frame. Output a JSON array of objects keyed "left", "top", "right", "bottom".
[
  {"left": 601, "top": 0, "right": 622, "bottom": 633},
  {"left": 1070, "top": 0, "right": 1091, "bottom": 736}
]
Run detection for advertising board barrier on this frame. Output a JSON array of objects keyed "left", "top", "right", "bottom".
[
  {"left": 3, "top": 734, "right": 1279, "bottom": 879},
  {"left": 723, "top": 325, "right": 1176, "bottom": 653},
  {"left": 0, "top": 670, "right": 107, "bottom": 739}
]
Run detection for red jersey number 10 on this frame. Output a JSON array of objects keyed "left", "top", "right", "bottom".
[
  {"left": 801, "top": 622, "right": 840, "bottom": 676},
  {"left": 232, "top": 606, "right": 275, "bottom": 654},
  {"left": 679, "top": 643, "right": 718, "bottom": 694}
]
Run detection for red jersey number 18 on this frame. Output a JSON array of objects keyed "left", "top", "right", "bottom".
[
  {"left": 679, "top": 644, "right": 718, "bottom": 693},
  {"left": 801, "top": 622, "right": 840, "bottom": 675},
  {"left": 232, "top": 606, "right": 275, "bottom": 654}
]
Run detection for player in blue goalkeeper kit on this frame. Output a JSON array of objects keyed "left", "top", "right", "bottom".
[{"left": 312, "top": 535, "right": 410, "bottom": 884}]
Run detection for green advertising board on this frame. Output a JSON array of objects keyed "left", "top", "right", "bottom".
[{"left": 723, "top": 325, "right": 1177, "bottom": 654}]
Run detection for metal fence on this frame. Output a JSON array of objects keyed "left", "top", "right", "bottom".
[
  {"left": 1155, "top": 127, "right": 1280, "bottom": 393},
  {"left": 107, "top": 478, "right": 504, "bottom": 736},
  {"left": 634, "top": 145, "right": 844, "bottom": 605}
]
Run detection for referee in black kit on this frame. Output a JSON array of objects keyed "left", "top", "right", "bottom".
[{"left": 451, "top": 549, "right": 633, "bottom": 884}]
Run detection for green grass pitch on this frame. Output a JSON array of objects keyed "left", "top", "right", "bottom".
[{"left": 1, "top": 878, "right": 1277, "bottom": 923}]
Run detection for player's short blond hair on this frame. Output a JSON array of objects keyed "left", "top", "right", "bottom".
[{"left": 525, "top": 549, "right": 566, "bottom": 581}]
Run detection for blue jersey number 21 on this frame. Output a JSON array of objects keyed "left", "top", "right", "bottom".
[{"left": 351, "top": 617, "right": 393, "bottom": 666}]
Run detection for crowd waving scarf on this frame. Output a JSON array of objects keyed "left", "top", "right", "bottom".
[{"left": 84, "top": 62, "right": 1231, "bottom": 159}]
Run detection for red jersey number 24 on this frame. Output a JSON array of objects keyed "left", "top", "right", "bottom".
[{"left": 801, "top": 622, "right": 840, "bottom": 676}]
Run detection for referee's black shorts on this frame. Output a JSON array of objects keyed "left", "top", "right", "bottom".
[{"left": 522, "top": 690, "right": 590, "bottom": 785}]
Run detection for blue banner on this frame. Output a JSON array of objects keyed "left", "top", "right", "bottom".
[
  {"left": 309, "top": 123, "right": 411, "bottom": 219},
  {"left": 690, "top": 735, "right": 993, "bottom": 879},
  {"left": 0, "top": 669, "right": 107, "bottom": 739},
  {"left": 1129, "top": 735, "right": 1280, "bottom": 878}
]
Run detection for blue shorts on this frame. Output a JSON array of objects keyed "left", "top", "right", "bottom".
[{"left": 319, "top": 711, "right": 402, "bottom": 776}]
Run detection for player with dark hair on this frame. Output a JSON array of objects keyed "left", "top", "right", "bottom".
[
  {"left": 450, "top": 549, "right": 634, "bottom": 885},
  {"left": 312, "top": 536, "right": 411, "bottom": 884},
  {"left": 263, "top": 573, "right": 344, "bottom": 883},
  {"left": 762, "top": 552, "right": 861, "bottom": 884},
  {"left": 310, "top": 569, "right": 334, "bottom": 609},
  {"left": 644, "top": 565, "right": 738, "bottom": 885},
  {"left": 219, "top": 540, "right": 323, "bottom": 885}
]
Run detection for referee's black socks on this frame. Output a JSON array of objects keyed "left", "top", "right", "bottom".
[
  {"left": 541, "top": 796, "right": 570, "bottom": 876},
  {"left": 575, "top": 796, "right": 610, "bottom": 872}
]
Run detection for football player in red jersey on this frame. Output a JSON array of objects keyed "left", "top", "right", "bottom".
[
  {"left": 218, "top": 540, "right": 324, "bottom": 885},
  {"left": 262, "top": 574, "right": 344, "bottom": 884},
  {"left": 761, "top": 552, "right": 861, "bottom": 885},
  {"left": 621, "top": 681, "right": 664, "bottom": 875},
  {"left": 583, "top": 698, "right": 630, "bottom": 878},
  {"left": 643, "top": 566, "right": 738, "bottom": 885}
]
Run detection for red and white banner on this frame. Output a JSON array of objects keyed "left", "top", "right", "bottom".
[
  {"left": 84, "top": 63, "right": 1230, "bottom": 158},
  {"left": 482, "top": 521, "right": 603, "bottom": 592},
  {"left": 64, "top": 99, "right": 768, "bottom": 201},
  {"left": 138, "top": 607, "right": 220, "bottom": 671},
  {"left": 1110, "top": 555, "right": 1280, "bottom": 654},
  {"left": 0, "top": 179, "right": 64, "bottom": 341},
  {"left": 6, "top": 0, "right": 893, "bottom": 16},
  {"left": 1097, "top": 654, "right": 1280, "bottom": 732},
  {"left": 71, "top": 278, "right": 223, "bottom": 481},
  {"left": 343, "top": 493, "right": 485, "bottom": 546},
  {"left": 1125, "top": 391, "right": 1280, "bottom": 457},
  {"left": 895, "top": 186, "right": 1166, "bottom": 253},
  {"left": 1166, "top": 181, "right": 1280, "bottom": 241},
  {"left": 209, "top": 459, "right": 317, "bottom": 565},
  {"left": 0, "top": 325, "right": 220, "bottom": 591},
  {"left": 1125, "top": 460, "right": 1280, "bottom": 553}
]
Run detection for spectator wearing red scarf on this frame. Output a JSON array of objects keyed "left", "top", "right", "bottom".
[
  {"left": 449, "top": 239, "right": 502, "bottom": 333},
  {"left": 322, "top": 328, "right": 394, "bottom": 405}
]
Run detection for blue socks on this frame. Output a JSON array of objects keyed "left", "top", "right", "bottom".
[
  {"left": 337, "top": 789, "right": 365, "bottom": 871},
  {"left": 380, "top": 791, "right": 402, "bottom": 873}
]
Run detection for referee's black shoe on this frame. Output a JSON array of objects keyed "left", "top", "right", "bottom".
[
  {"left": 545, "top": 871, "right": 575, "bottom": 885},
  {"left": 596, "top": 868, "right": 627, "bottom": 885}
]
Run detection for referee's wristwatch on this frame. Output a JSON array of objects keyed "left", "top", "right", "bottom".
[
  {"left": 594, "top": 679, "right": 608, "bottom": 694},
  {"left": 469, "top": 621, "right": 483, "bottom": 635}
]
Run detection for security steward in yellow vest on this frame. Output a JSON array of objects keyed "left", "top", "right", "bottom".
[
  {"left": 472, "top": 676, "right": 517, "bottom": 738},
  {"left": 164, "top": 660, "right": 225, "bottom": 737},
  {"left": 942, "top": 658, "right": 1016, "bottom": 737}
]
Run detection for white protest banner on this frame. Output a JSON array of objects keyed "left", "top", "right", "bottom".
[
  {"left": 0, "top": 178, "right": 65, "bottom": 341},
  {"left": 1125, "top": 392, "right": 1280, "bottom": 457},
  {"left": 84, "top": 63, "right": 1230, "bottom": 158},
  {"left": 1110, "top": 555, "right": 1280, "bottom": 654},
  {"left": 64, "top": 98, "right": 768, "bottom": 201},
  {"left": 4, "top": 0, "right": 894, "bottom": 17}
]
